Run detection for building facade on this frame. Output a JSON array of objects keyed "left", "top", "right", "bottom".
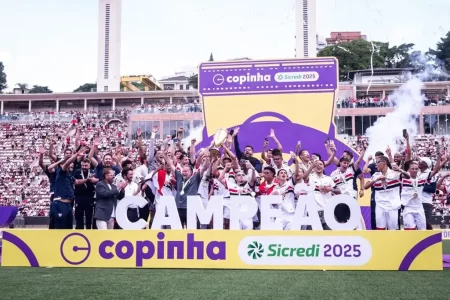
[
  {"left": 295, "top": 0, "right": 317, "bottom": 58},
  {"left": 97, "top": 0, "right": 122, "bottom": 92},
  {"left": 1, "top": 81, "right": 450, "bottom": 137},
  {"left": 326, "top": 31, "right": 367, "bottom": 45}
]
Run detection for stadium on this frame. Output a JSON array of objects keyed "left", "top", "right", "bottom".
[{"left": 1, "top": 0, "right": 450, "bottom": 299}]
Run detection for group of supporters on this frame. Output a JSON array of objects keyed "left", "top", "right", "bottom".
[{"left": 38, "top": 121, "right": 449, "bottom": 230}]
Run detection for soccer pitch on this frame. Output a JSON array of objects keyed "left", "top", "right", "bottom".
[{"left": 1, "top": 240, "right": 449, "bottom": 300}]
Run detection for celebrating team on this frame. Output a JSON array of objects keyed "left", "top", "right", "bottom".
[{"left": 44, "top": 123, "right": 447, "bottom": 230}]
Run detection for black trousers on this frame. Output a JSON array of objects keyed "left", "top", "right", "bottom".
[
  {"left": 74, "top": 196, "right": 94, "bottom": 229},
  {"left": 49, "top": 194, "right": 55, "bottom": 229},
  {"left": 370, "top": 193, "right": 377, "bottom": 230}
]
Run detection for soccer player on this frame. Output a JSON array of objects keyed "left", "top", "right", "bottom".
[
  {"left": 364, "top": 156, "right": 409, "bottom": 230},
  {"left": 303, "top": 160, "right": 340, "bottom": 229},
  {"left": 401, "top": 161, "right": 426, "bottom": 230}
]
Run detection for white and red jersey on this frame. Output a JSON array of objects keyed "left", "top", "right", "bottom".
[
  {"left": 418, "top": 171, "right": 435, "bottom": 205},
  {"left": 229, "top": 182, "right": 253, "bottom": 196},
  {"left": 224, "top": 169, "right": 237, "bottom": 187},
  {"left": 274, "top": 179, "right": 296, "bottom": 213},
  {"left": 152, "top": 170, "right": 175, "bottom": 202},
  {"left": 309, "top": 173, "right": 335, "bottom": 211},
  {"left": 371, "top": 169, "right": 401, "bottom": 210},
  {"left": 258, "top": 179, "right": 278, "bottom": 196},
  {"left": 213, "top": 178, "right": 230, "bottom": 198},
  {"left": 331, "top": 167, "right": 356, "bottom": 198},
  {"left": 269, "top": 158, "right": 293, "bottom": 178},
  {"left": 401, "top": 176, "right": 425, "bottom": 210}
]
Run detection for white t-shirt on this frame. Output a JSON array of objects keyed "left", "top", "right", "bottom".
[{"left": 123, "top": 182, "right": 139, "bottom": 208}]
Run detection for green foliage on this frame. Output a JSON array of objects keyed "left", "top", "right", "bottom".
[
  {"left": 0, "top": 62, "right": 7, "bottom": 93},
  {"left": 29, "top": 85, "right": 53, "bottom": 94},
  {"left": 73, "top": 83, "right": 96, "bottom": 92},
  {"left": 427, "top": 31, "right": 450, "bottom": 71},
  {"left": 318, "top": 39, "right": 416, "bottom": 81}
]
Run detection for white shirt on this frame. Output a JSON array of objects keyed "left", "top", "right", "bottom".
[
  {"left": 133, "top": 164, "right": 148, "bottom": 184},
  {"left": 371, "top": 169, "right": 401, "bottom": 210},
  {"left": 107, "top": 183, "right": 116, "bottom": 218},
  {"left": 123, "top": 181, "right": 139, "bottom": 208},
  {"left": 331, "top": 166, "right": 356, "bottom": 198},
  {"left": 309, "top": 173, "right": 335, "bottom": 211},
  {"left": 419, "top": 171, "right": 435, "bottom": 205},
  {"left": 401, "top": 176, "right": 424, "bottom": 210}
]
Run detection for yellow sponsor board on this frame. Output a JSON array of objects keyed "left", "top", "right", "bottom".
[{"left": 1, "top": 230, "right": 442, "bottom": 270}]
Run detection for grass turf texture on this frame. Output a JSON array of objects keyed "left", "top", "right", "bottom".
[
  {"left": 1, "top": 241, "right": 448, "bottom": 300},
  {"left": 0, "top": 268, "right": 449, "bottom": 300}
]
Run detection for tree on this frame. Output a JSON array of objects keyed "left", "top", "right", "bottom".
[
  {"left": 317, "top": 39, "right": 417, "bottom": 81},
  {"left": 73, "top": 83, "right": 96, "bottom": 92},
  {"left": 0, "top": 62, "right": 7, "bottom": 93},
  {"left": 427, "top": 31, "right": 450, "bottom": 72},
  {"left": 209, "top": 52, "right": 214, "bottom": 61},
  {"left": 188, "top": 74, "right": 198, "bottom": 89},
  {"left": 16, "top": 83, "right": 29, "bottom": 90},
  {"left": 29, "top": 85, "right": 53, "bottom": 94}
]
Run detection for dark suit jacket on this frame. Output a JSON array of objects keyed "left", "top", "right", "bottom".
[{"left": 94, "top": 181, "right": 119, "bottom": 222}]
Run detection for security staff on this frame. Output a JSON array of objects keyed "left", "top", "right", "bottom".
[
  {"left": 74, "top": 158, "right": 98, "bottom": 229},
  {"left": 49, "top": 147, "right": 86, "bottom": 229}
]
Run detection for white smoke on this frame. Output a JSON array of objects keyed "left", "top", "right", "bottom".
[
  {"left": 365, "top": 76, "right": 424, "bottom": 158},
  {"left": 181, "top": 126, "right": 204, "bottom": 152}
]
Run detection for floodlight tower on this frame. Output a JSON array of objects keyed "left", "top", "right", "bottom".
[
  {"left": 295, "top": 0, "right": 317, "bottom": 58},
  {"left": 97, "top": 0, "right": 122, "bottom": 92}
]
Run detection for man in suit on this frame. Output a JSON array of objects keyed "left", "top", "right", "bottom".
[{"left": 95, "top": 167, "right": 126, "bottom": 229}]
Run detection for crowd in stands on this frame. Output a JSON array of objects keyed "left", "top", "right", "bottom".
[
  {"left": 0, "top": 108, "right": 450, "bottom": 224},
  {"left": 0, "top": 109, "right": 131, "bottom": 217},
  {"left": 337, "top": 94, "right": 450, "bottom": 109},
  {"left": 131, "top": 101, "right": 202, "bottom": 114}
]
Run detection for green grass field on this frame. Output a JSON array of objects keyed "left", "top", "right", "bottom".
[{"left": 0, "top": 240, "right": 448, "bottom": 300}]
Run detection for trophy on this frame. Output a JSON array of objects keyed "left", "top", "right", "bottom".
[{"left": 209, "top": 129, "right": 228, "bottom": 158}]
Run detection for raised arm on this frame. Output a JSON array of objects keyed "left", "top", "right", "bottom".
[
  {"left": 261, "top": 139, "right": 270, "bottom": 164},
  {"left": 222, "top": 146, "right": 239, "bottom": 170},
  {"left": 325, "top": 141, "right": 339, "bottom": 166},
  {"left": 38, "top": 146, "right": 46, "bottom": 172},
  {"left": 147, "top": 124, "right": 159, "bottom": 164},
  {"left": 268, "top": 129, "right": 283, "bottom": 152},
  {"left": 48, "top": 140, "right": 57, "bottom": 163},
  {"left": 385, "top": 146, "right": 394, "bottom": 163},
  {"left": 353, "top": 147, "right": 366, "bottom": 171},
  {"left": 232, "top": 127, "right": 243, "bottom": 160},
  {"left": 405, "top": 133, "right": 412, "bottom": 162},
  {"left": 62, "top": 147, "right": 86, "bottom": 171},
  {"left": 324, "top": 147, "right": 337, "bottom": 167},
  {"left": 189, "top": 138, "right": 196, "bottom": 165},
  {"left": 89, "top": 140, "right": 99, "bottom": 168},
  {"left": 363, "top": 155, "right": 373, "bottom": 175},
  {"left": 163, "top": 151, "right": 176, "bottom": 174}
]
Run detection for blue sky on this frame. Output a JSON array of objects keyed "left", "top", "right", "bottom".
[{"left": 0, "top": 0, "right": 449, "bottom": 92}]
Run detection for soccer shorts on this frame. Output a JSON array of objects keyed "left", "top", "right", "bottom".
[
  {"left": 402, "top": 208, "right": 426, "bottom": 230},
  {"left": 375, "top": 205, "right": 398, "bottom": 230}
]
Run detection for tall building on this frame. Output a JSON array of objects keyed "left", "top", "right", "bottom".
[
  {"left": 97, "top": 0, "right": 122, "bottom": 92},
  {"left": 295, "top": 0, "right": 317, "bottom": 58}
]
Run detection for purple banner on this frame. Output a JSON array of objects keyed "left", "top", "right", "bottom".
[{"left": 199, "top": 58, "right": 338, "bottom": 96}]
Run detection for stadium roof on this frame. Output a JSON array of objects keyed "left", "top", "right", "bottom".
[
  {"left": 348, "top": 68, "right": 414, "bottom": 80},
  {"left": 159, "top": 75, "right": 191, "bottom": 82},
  {"left": 0, "top": 90, "right": 198, "bottom": 101}
]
